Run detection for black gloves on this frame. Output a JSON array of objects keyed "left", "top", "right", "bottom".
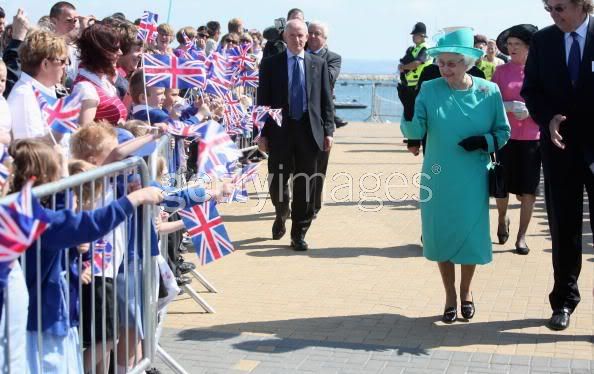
[
  {"left": 458, "top": 136, "right": 487, "bottom": 152},
  {"left": 407, "top": 139, "right": 421, "bottom": 148}
]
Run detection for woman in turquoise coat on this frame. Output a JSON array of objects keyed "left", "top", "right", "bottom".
[{"left": 401, "top": 27, "right": 510, "bottom": 323}]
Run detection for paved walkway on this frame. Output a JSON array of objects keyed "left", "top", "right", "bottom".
[{"left": 155, "top": 122, "right": 593, "bottom": 373}]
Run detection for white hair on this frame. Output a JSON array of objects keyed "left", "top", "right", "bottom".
[
  {"left": 435, "top": 53, "right": 478, "bottom": 72},
  {"left": 308, "top": 21, "right": 329, "bottom": 38}
]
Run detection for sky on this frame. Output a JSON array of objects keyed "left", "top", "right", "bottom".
[{"left": 2, "top": 0, "right": 553, "bottom": 62}]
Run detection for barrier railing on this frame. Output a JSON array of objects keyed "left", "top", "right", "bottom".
[{"left": 0, "top": 156, "right": 156, "bottom": 374}]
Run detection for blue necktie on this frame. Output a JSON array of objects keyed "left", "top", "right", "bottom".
[
  {"left": 568, "top": 32, "right": 581, "bottom": 87},
  {"left": 290, "top": 56, "right": 304, "bottom": 120}
]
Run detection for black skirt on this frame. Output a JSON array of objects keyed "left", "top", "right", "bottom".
[
  {"left": 81, "top": 278, "right": 116, "bottom": 347},
  {"left": 498, "top": 139, "right": 541, "bottom": 196}
]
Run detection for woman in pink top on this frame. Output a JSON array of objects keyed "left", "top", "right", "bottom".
[{"left": 492, "top": 24, "right": 539, "bottom": 255}]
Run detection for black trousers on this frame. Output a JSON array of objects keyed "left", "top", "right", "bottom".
[
  {"left": 313, "top": 150, "right": 330, "bottom": 213},
  {"left": 541, "top": 138, "right": 594, "bottom": 313},
  {"left": 268, "top": 117, "right": 320, "bottom": 238}
]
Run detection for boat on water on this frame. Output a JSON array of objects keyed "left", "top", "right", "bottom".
[{"left": 334, "top": 99, "right": 367, "bottom": 109}]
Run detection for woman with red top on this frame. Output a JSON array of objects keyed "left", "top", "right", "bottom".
[
  {"left": 492, "top": 24, "right": 539, "bottom": 255},
  {"left": 73, "top": 23, "right": 128, "bottom": 125}
]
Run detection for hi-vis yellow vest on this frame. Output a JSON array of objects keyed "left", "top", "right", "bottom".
[
  {"left": 476, "top": 59, "right": 496, "bottom": 81},
  {"left": 404, "top": 43, "right": 432, "bottom": 87}
]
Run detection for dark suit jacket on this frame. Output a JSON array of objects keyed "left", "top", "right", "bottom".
[
  {"left": 315, "top": 47, "right": 342, "bottom": 90},
  {"left": 522, "top": 17, "right": 594, "bottom": 156},
  {"left": 257, "top": 50, "right": 335, "bottom": 151}
]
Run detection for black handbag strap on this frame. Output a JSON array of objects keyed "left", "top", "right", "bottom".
[{"left": 490, "top": 136, "right": 498, "bottom": 163}]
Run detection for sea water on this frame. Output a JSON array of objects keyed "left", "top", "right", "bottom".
[{"left": 334, "top": 80, "right": 403, "bottom": 123}]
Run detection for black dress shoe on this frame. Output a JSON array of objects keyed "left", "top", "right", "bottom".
[
  {"left": 290, "top": 238, "right": 308, "bottom": 251},
  {"left": 497, "top": 217, "right": 510, "bottom": 244},
  {"left": 547, "top": 309, "right": 571, "bottom": 331},
  {"left": 461, "top": 301, "right": 475, "bottom": 319},
  {"left": 272, "top": 218, "right": 286, "bottom": 240},
  {"left": 515, "top": 244, "right": 530, "bottom": 255},
  {"left": 442, "top": 306, "right": 457, "bottom": 323}
]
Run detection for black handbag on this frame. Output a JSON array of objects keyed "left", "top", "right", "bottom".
[{"left": 488, "top": 137, "right": 506, "bottom": 198}]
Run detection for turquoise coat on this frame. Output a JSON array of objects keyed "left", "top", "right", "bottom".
[{"left": 401, "top": 77, "right": 510, "bottom": 264}]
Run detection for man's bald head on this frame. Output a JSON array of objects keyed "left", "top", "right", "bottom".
[{"left": 284, "top": 19, "right": 308, "bottom": 54}]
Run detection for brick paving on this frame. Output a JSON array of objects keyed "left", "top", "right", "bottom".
[{"left": 154, "top": 122, "right": 594, "bottom": 373}]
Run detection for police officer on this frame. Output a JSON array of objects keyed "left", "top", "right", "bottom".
[{"left": 397, "top": 22, "right": 432, "bottom": 125}]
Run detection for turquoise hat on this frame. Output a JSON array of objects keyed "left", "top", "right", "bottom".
[{"left": 427, "top": 27, "right": 484, "bottom": 60}]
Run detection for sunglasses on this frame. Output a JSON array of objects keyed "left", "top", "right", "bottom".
[
  {"left": 544, "top": 4, "right": 567, "bottom": 13},
  {"left": 436, "top": 58, "right": 465, "bottom": 69},
  {"left": 226, "top": 40, "right": 239, "bottom": 45},
  {"left": 50, "top": 57, "right": 70, "bottom": 66},
  {"left": 198, "top": 33, "right": 209, "bottom": 38}
]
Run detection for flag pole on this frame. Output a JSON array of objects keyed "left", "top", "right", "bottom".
[
  {"left": 141, "top": 55, "right": 152, "bottom": 127},
  {"left": 166, "top": 0, "right": 173, "bottom": 24}
]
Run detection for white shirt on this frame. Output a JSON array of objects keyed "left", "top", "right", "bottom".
[
  {"left": 0, "top": 97, "right": 11, "bottom": 134},
  {"left": 565, "top": 16, "right": 589, "bottom": 64},
  {"left": 286, "top": 49, "right": 307, "bottom": 113},
  {"left": 71, "top": 68, "right": 118, "bottom": 103},
  {"left": 7, "top": 72, "right": 56, "bottom": 140}
]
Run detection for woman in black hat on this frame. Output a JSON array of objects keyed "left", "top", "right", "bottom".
[{"left": 491, "top": 24, "right": 539, "bottom": 255}]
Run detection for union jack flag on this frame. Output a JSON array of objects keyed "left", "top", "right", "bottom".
[
  {"left": 178, "top": 200, "right": 233, "bottom": 265},
  {"left": 227, "top": 162, "right": 261, "bottom": 203},
  {"left": 91, "top": 239, "right": 113, "bottom": 275},
  {"left": 34, "top": 89, "right": 82, "bottom": 134},
  {"left": 0, "top": 179, "right": 49, "bottom": 263},
  {"left": 197, "top": 120, "right": 241, "bottom": 177},
  {"left": 268, "top": 109, "right": 283, "bottom": 127},
  {"left": 0, "top": 145, "right": 9, "bottom": 190},
  {"left": 137, "top": 11, "right": 159, "bottom": 43},
  {"left": 167, "top": 119, "right": 206, "bottom": 138},
  {"left": 221, "top": 93, "right": 247, "bottom": 130},
  {"left": 143, "top": 54, "right": 207, "bottom": 90},
  {"left": 238, "top": 70, "right": 259, "bottom": 88}
]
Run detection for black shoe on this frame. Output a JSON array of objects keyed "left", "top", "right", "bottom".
[
  {"left": 515, "top": 244, "right": 530, "bottom": 255},
  {"left": 461, "top": 299, "right": 475, "bottom": 320},
  {"left": 547, "top": 309, "right": 571, "bottom": 331},
  {"left": 177, "top": 261, "right": 196, "bottom": 274},
  {"left": 497, "top": 217, "right": 510, "bottom": 244},
  {"left": 176, "top": 275, "right": 192, "bottom": 286},
  {"left": 146, "top": 368, "right": 163, "bottom": 374},
  {"left": 272, "top": 217, "right": 286, "bottom": 240},
  {"left": 442, "top": 306, "right": 457, "bottom": 323},
  {"left": 290, "top": 238, "right": 309, "bottom": 251}
]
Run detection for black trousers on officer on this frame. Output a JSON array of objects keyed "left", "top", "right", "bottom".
[
  {"left": 313, "top": 150, "right": 330, "bottom": 214},
  {"left": 541, "top": 136, "right": 594, "bottom": 313},
  {"left": 268, "top": 116, "right": 320, "bottom": 239}
]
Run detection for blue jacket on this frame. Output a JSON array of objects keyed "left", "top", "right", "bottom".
[
  {"left": 131, "top": 106, "right": 200, "bottom": 125},
  {"left": 24, "top": 196, "right": 135, "bottom": 335}
]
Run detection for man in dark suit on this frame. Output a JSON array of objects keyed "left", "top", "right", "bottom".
[
  {"left": 521, "top": 0, "right": 594, "bottom": 331},
  {"left": 307, "top": 21, "right": 341, "bottom": 217},
  {"left": 257, "top": 19, "right": 335, "bottom": 251}
]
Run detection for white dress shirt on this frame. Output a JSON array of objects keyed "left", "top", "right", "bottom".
[
  {"left": 565, "top": 16, "right": 589, "bottom": 64},
  {"left": 286, "top": 49, "right": 307, "bottom": 113},
  {"left": 7, "top": 72, "right": 56, "bottom": 140}
]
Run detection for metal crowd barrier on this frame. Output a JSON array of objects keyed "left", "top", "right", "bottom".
[{"left": 0, "top": 156, "right": 156, "bottom": 374}]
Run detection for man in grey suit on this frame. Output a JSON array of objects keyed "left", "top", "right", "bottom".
[
  {"left": 307, "top": 21, "right": 342, "bottom": 217},
  {"left": 258, "top": 20, "right": 335, "bottom": 251}
]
